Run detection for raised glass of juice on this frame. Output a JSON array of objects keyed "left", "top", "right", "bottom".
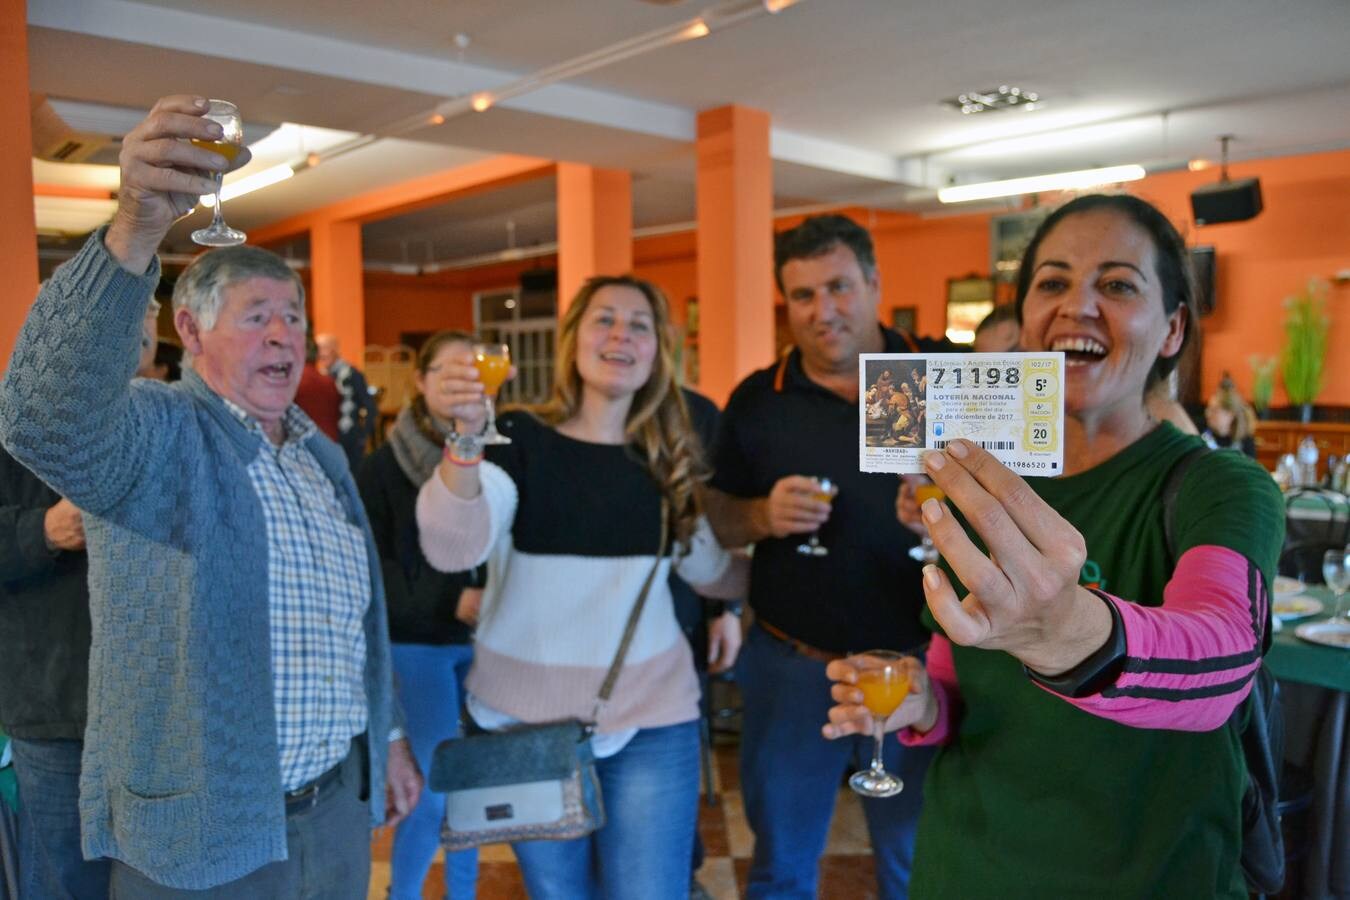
[
  {"left": 847, "top": 650, "right": 909, "bottom": 798},
  {"left": 190, "top": 100, "right": 247, "bottom": 247},
  {"left": 907, "top": 480, "right": 945, "bottom": 564},
  {"left": 796, "top": 476, "right": 837, "bottom": 557},
  {"left": 473, "top": 343, "right": 512, "bottom": 445}
]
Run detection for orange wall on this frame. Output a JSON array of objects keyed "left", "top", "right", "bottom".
[
  {"left": 362, "top": 148, "right": 1350, "bottom": 405},
  {"left": 1, "top": 0, "right": 38, "bottom": 370},
  {"left": 1124, "top": 152, "right": 1350, "bottom": 406}
]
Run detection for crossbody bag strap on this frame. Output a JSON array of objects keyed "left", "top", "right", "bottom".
[{"left": 591, "top": 501, "right": 669, "bottom": 721}]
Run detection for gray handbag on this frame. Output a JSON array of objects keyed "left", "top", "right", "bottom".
[{"left": 429, "top": 504, "right": 668, "bottom": 850}]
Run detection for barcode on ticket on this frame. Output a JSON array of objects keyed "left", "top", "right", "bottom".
[{"left": 932, "top": 440, "right": 1014, "bottom": 450}]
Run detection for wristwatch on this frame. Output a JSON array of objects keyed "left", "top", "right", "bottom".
[
  {"left": 444, "top": 429, "right": 486, "bottom": 466},
  {"left": 718, "top": 600, "right": 744, "bottom": 617},
  {"left": 1023, "top": 589, "right": 1126, "bottom": 698}
]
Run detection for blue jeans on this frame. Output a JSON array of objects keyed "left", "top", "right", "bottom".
[
  {"left": 512, "top": 720, "right": 700, "bottom": 900},
  {"left": 738, "top": 624, "right": 934, "bottom": 900},
  {"left": 390, "top": 643, "right": 478, "bottom": 900},
  {"left": 9, "top": 737, "right": 110, "bottom": 900}
]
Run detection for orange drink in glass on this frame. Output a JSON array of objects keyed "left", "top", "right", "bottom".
[
  {"left": 848, "top": 650, "right": 908, "bottom": 798},
  {"left": 189, "top": 100, "right": 246, "bottom": 247},
  {"left": 474, "top": 351, "right": 511, "bottom": 396},
  {"left": 908, "top": 480, "right": 945, "bottom": 564},
  {"left": 797, "top": 477, "right": 837, "bottom": 557},
  {"left": 472, "top": 343, "right": 512, "bottom": 445},
  {"left": 857, "top": 667, "right": 911, "bottom": 719},
  {"left": 190, "top": 139, "right": 243, "bottom": 162}
]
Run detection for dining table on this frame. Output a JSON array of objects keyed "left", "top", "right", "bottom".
[{"left": 1267, "top": 585, "right": 1350, "bottom": 899}]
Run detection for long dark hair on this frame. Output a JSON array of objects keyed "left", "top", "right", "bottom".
[{"left": 1013, "top": 194, "right": 1198, "bottom": 389}]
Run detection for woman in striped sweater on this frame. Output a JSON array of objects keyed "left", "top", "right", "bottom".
[
  {"left": 825, "top": 194, "right": 1284, "bottom": 898},
  {"left": 416, "top": 275, "right": 744, "bottom": 900}
]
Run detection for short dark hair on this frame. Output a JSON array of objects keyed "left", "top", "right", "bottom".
[
  {"left": 774, "top": 214, "right": 877, "bottom": 293},
  {"left": 976, "top": 303, "right": 1019, "bottom": 333},
  {"left": 1013, "top": 193, "right": 1196, "bottom": 389}
]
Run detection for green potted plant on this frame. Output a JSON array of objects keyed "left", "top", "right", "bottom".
[
  {"left": 1248, "top": 355, "right": 1276, "bottom": 418},
  {"left": 1279, "top": 279, "right": 1330, "bottom": 423}
]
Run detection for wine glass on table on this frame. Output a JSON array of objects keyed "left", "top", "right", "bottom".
[
  {"left": 847, "top": 650, "right": 909, "bottom": 798},
  {"left": 1324, "top": 548, "right": 1350, "bottom": 620},
  {"left": 473, "top": 343, "right": 512, "bottom": 445},
  {"left": 796, "top": 477, "right": 837, "bottom": 557},
  {"left": 907, "top": 481, "right": 945, "bottom": 564},
  {"left": 190, "top": 100, "right": 246, "bottom": 247}
]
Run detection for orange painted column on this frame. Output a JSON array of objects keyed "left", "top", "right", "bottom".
[
  {"left": 309, "top": 219, "right": 366, "bottom": 355},
  {"left": 1, "top": 0, "right": 38, "bottom": 370},
  {"left": 556, "top": 163, "right": 633, "bottom": 314},
  {"left": 696, "top": 105, "right": 774, "bottom": 405}
]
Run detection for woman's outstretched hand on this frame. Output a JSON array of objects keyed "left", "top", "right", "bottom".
[{"left": 916, "top": 439, "right": 1111, "bottom": 677}]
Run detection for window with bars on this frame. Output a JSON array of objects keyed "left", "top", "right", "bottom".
[{"left": 474, "top": 286, "right": 557, "bottom": 405}]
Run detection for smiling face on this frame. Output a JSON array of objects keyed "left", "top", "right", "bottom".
[
  {"left": 1019, "top": 209, "right": 1185, "bottom": 422},
  {"left": 573, "top": 284, "right": 659, "bottom": 401},
  {"left": 176, "top": 276, "right": 306, "bottom": 430},
  {"left": 780, "top": 243, "right": 883, "bottom": 375}
]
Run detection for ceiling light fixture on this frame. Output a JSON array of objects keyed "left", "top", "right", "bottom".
[
  {"left": 406, "top": 0, "right": 800, "bottom": 132},
  {"left": 942, "top": 85, "right": 1042, "bottom": 115},
  {"left": 937, "top": 164, "right": 1146, "bottom": 203}
]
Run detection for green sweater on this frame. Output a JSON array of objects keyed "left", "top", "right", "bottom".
[{"left": 914, "top": 424, "right": 1283, "bottom": 899}]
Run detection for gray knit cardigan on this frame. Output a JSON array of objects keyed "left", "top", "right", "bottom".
[{"left": 0, "top": 231, "right": 396, "bottom": 889}]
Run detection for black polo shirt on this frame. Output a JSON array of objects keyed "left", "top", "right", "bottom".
[{"left": 712, "top": 326, "right": 947, "bottom": 653}]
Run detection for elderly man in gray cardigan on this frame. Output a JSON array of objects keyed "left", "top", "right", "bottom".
[{"left": 0, "top": 95, "right": 420, "bottom": 897}]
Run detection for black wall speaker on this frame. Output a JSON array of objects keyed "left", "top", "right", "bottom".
[
  {"left": 519, "top": 268, "right": 557, "bottom": 293},
  {"left": 1190, "top": 177, "right": 1263, "bottom": 226}
]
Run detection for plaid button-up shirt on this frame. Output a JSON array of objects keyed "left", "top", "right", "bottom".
[{"left": 224, "top": 401, "right": 371, "bottom": 790}]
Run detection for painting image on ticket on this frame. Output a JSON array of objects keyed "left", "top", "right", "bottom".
[{"left": 859, "top": 352, "right": 1065, "bottom": 476}]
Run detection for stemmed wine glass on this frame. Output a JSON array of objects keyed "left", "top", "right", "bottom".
[
  {"left": 1324, "top": 548, "right": 1350, "bottom": 620},
  {"left": 847, "top": 650, "right": 909, "bottom": 798},
  {"left": 797, "top": 477, "right": 837, "bottom": 557},
  {"left": 907, "top": 481, "right": 945, "bottom": 564},
  {"left": 473, "top": 343, "right": 512, "bottom": 445},
  {"left": 190, "top": 100, "right": 246, "bottom": 247}
]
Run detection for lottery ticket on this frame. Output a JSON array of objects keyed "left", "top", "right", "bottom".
[{"left": 858, "top": 352, "right": 1065, "bottom": 476}]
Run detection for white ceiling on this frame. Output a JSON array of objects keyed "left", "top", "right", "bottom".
[{"left": 27, "top": 0, "right": 1350, "bottom": 262}]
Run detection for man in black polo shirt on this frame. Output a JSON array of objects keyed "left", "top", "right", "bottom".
[{"left": 705, "top": 214, "right": 945, "bottom": 900}]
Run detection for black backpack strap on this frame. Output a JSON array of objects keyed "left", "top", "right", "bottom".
[{"left": 1161, "top": 445, "right": 1210, "bottom": 566}]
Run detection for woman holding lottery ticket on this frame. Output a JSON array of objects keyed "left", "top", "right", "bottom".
[{"left": 831, "top": 194, "right": 1283, "bottom": 899}]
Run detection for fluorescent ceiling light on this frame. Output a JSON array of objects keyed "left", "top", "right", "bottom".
[
  {"left": 201, "top": 163, "right": 294, "bottom": 206},
  {"left": 938, "top": 165, "right": 1147, "bottom": 203},
  {"left": 34, "top": 196, "right": 118, "bottom": 236}
]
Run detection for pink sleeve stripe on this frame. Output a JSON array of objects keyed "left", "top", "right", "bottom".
[
  {"left": 1060, "top": 545, "right": 1266, "bottom": 732},
  {"left": 898, "top": 633, "right": 961, "bottom": 747}
]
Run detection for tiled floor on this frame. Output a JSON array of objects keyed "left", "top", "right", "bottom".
[{"left": 368, "top": 740, "right": 879, "bottom": 900}]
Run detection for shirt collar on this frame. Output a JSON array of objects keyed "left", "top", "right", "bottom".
[{"left": 220, "top": 398, "right": 317, "bottom": 447}]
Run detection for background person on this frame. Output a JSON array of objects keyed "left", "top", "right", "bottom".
[
  {"left": 317, "top": 333, "right": 380, "bottom": 472},
  {"left": 1203, "top": 372, "right": 1258, "bottom": 457},
  {"left": 357, "top": 329, "right": 484, "bottom": 900},
  {"left": 416, "top": 275, "right": 745, "bottom": 900},
  {"left": 832, "top": 194, "right": 1283, "bottom": 899}
]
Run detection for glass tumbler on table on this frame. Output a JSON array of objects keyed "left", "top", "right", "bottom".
[
  {"left": 1324, "top": 548, "right": 1350, "bottom": 620},
  {"left": 190, "top": 100, "right": 247, "bottom": 247},
  {"left": 847, "top": 650, "right": 910, "bottom": 798}
]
